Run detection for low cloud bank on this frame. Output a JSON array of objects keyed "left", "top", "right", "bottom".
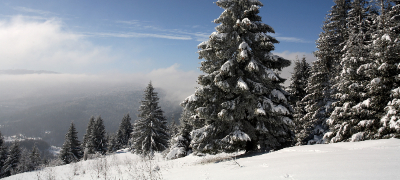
[{"left": 0, "top": 64, "right": 200, "bottom": 105}]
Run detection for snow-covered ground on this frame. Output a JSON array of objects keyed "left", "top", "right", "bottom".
[{"left": 5, "top": 138, "right": 400, "bottom": 180}]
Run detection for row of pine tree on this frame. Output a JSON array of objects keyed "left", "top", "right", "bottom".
[
  {"left": 291, "top": 0, "right": 400, "bottom": 145},
  {"left": 167, "top": 0, "right": 400, "bottom": 159},
  {"left": 0, "top": 132, "right": 42, "bottom": 178},
  {"left": 59, "top": 82, "right": 170, "bottom": 164}
]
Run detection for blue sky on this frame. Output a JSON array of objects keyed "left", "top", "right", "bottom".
[{"left": 0, "top": 0, "right": 335, "bottom": 97}]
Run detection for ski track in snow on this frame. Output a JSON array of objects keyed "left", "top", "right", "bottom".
[{"left": 4, "top": 138, "right": 400, "bottom": 180}]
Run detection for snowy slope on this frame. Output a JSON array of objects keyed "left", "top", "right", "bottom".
[{"left": 5, "top": 138, "right": 400, "bottom": 180}]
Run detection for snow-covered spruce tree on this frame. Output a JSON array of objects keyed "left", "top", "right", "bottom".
[
  {"left": 87, "top": 116, "right": 108, "bottom": 155},
  {"left": 0, "top": 132, "right": 7, "bottom": 177},
  {"left": 60, "top": 122, "right": 82, "bottom": 164},
  {"left": 115, "top": 113, "right": 133, "bottom": 150},
  {"left": 288, "top": 57, "right": 312, "bottom": 145},
  {"left": 2, "top": 141, "right": 21, "bottom": 177},
  {"left": 16, "top": 148, "right": 30, "bottom": 173},
  {"left": 380, "top": 87, "right": 400, "bottom": 138},
  {"left": 373, "top": 0, "right": 400, "bottom": 138},
  {"left": 166, "top": 108, "right": 193, "bottom": 159},
  {"left": 296, "top": 0, "right": 351, "bottom": 145},
  {"left": 288, "top": 56, "right": 311, "bottom": 107},
  {"left": 107, "top": 133, "right": 118, "bottom": 153},
  {"left": 181, "top": 0, "right": 294, "bottom": 154},
  {"left": 130, "top": 82, "right": 169, "bottom": 155},
  {"left": 29, "top": 144, "right": 41, "bottom": 171},
  {"left": 325, "top": 0, "right": 378, "bottom": 143},
  {"left": 82, "top": 115, "right": 95, "bottom": 155}
]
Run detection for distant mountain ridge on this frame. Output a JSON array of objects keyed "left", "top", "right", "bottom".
[{"left": 0, "top": 69, "right": 59, "bottom": 75}]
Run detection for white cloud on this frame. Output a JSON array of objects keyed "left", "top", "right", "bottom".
[
  {"left": 14, "top": 7, "right": 55, "bottom": 15},
  {"left": 88, "top": 32, "right": 192, "bottom": 40},
  {"left": 111, "top": 19, "right": 211, "bottom": 41},
  {"left": 275, "top": 37, "right": 312, "bottom": 43},
  {"left": 0, "top": 15, "right": 115, "bottom": 72},
  {"left": 274, "top": 51, "right": 317, "bottom": 86}
]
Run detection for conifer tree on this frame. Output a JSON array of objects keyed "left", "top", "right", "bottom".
[
  {"left": 166, "top": 108, "right": 193, "bottom": 159},
  {"left": 288, "top": 56, "right": 311, "bottom": 106},
  {"left": 288, "top": 57, "right": 311, "bottom": 145},
  {"left": 115, "top": 114, "right": 133, "bottom": 149},
  {"left": 60, "top": 122, "right": 82, "bottom": 164},
  {"left": 2, "top": 141, "right": 21, "bottom": 177},
  {"left": 17, "top": 148, "right": 30, "bottom": 173},
  {"left": 107, "top": 133, "right": 118, "bottom": 153},
  {"left": 87, "top": 116, "right": 108, "bottom": 155},
  {"left": 298, "top": 0, "right": 351, "bottom": 145},
  {"left": 0, "top": 133, "right": 7, "bottom": 178},
  {"left": 373, "top": 0, "right": 400, "bottom": 138},
  {"left": 325, "top": 0, "right": 378, "bottom": 143},
  {"left": 181, "top": 0, "right": 294, "bottom": 154},
  {"left": 380, "top": 87, "right": 400, "bottom": 137},
  {"left": 29, "top": 144, "right": 41, "bottom": 171},
  {"left": 82, "top": 116, "right": 95, "bottom": 153},
  {"left": 131, "top": 82, "right": 169, "bottom": 155}
]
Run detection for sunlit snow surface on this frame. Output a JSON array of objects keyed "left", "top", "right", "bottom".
[{"left": 5, "top": 139, "right": 400, "bottom": 180}]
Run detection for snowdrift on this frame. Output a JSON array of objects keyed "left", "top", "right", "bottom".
[{"left": 5, "top": 138, "right": 400, "bottom": 180}]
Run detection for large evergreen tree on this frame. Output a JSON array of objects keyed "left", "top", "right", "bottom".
[
  {"left": 0, "top": 132, "right": 8, "bottom": 178},
  {"left": 298, "top": 0, "right": 351, "bottom": 145},
  {"left": 2, "top": 141, "right": 21, "bottom": 177},
  {"left": 373, "top": 0, "right": 400, "bottom": 138},
  {"left": 130, "top": 82, "right": 169, "bottom": 155},
  {"left": 288, "top": 56, "right": 311, "bottom": 106},
  {"left": 60, "top": 122, "right": 82, "bottom": 164},
  {"left": 82, "top": 116, "right": 95, "bottom": 154},
  {"left": 288, "top": 57, "right": 311, "bottom": 145},
  {"left": 87, "top": 116, "right": 108, "bottom": 155},
  {"left": 325, "top": 0, "right": 379, "bottom": 143},
  {"left": 29, "top": 144, "right": 41, "bottom": 171},
  {"left": 115, "top": 113, "right": 133, "bottom": 150},
  {"left": 166, "top": 108, "right": 193, "bottom": 159},
  {"left": 181, "top": 0, "right": 294, "bottom": 154}
]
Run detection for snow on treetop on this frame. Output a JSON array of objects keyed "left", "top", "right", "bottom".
[
  {"left": 210, "top": 32, "right": 227, "bottom": 40},
  {"left": 185, "top": 94, "right": 198, "bottom": 102},
  {"left": 282, "top": 117, "right": 294, "bottom": 126},
  {"left": 371, "top": 78, "right": 381, "bottom": 85},
  {"left": 221, "top": 59, "right": 234, "bottom": 72},
  {"left": 350, "top": 132, "right": 365, "bottom": 142},
  {"left": 197, "top": 40, "right": 209, "bottom": 49},
  {"left": 381, "top": 34, "right": 391, "bottom": 41},
  {"left": 271, "top": 89, "right": 287, "bottom": 103},
  {"left": 236, "top": 77, "right": 249, "bottom": 90},
  {"left": 239, "top": 42, "right": 250, "bottom": 50},
  {"left": 273, "top": 105, "right": 290, "bottom": 115},
  {"left": 222, "top": 127, "right": 251, "bottom": 144},
  {"left": 216, "top": 0, "right": 263, "bottom": 7},
  {"left": 246, "top": 59, "right": 259, "bottom": 72},
  {"left": 255, "top": 107, "right": 266, "bottom": 115},
  {"left": 264, "top": 68, "right": 279, "bottom": 81},
  {"left": 242, "top": 18, "right": 251, "bottom": 25}
]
